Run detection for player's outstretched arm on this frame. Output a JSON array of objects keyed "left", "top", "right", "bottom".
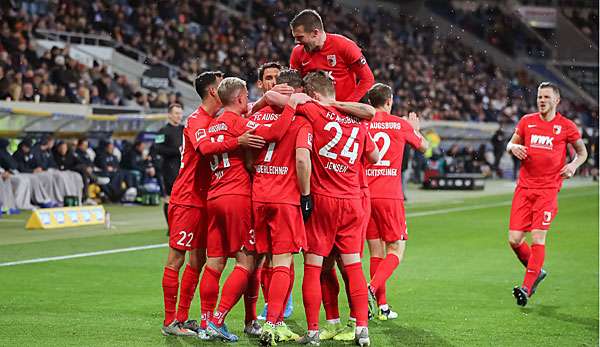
[
  {"left": 506, "top": 133, "right": 527, "bottom": 160},
  {"left": 252, "top": 93, "right": 310, "bottom": 142},
  {"left": 251, "top": 85, "right": 295, "bottom": 114},
  {"left": 329, "top": 101, "right": 375, "bottom": 120},
  {"left": 560, "top": 139, "right": 588, "bottom": 178}
]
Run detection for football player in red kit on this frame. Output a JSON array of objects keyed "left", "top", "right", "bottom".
[
  {"left": 506, "top": 82, "right": 587, "bottom": 306},
  {"left": 294, "top": 72, "right": 379, "bottom": 347},
  {"left": 198, "top": 77, "right": 308, "bottom": 342},
  {"left": 289, "top": 9, "right": 374, "bottom": 102},
  {"left": 364, "top": 84, "right": 428, "bottom": 319},
  {"left": 249, "top": 69, "right": 312, "bottom": 345},
  {"left": 161, "top": 71, "right": 228, "bottom": 338}
]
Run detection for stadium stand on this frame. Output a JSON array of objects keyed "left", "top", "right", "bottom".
[{"left": 2, "top": 0, "right": 596, "bottom": 125}]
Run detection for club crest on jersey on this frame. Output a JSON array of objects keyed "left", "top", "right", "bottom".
[
  {"left": 553, "top": 125, "right": 562, "bottom": 135},
  {"left": 327, "top": 55, "right": 337, "bottom": 67},
  {"left": 195, "top": 129, "right": 207, "bottom": 141}
]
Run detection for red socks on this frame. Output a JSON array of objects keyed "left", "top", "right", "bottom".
[
  {"left": 199, "top": 266, "right": 222, "bottom": 329},
  {"left": 522, "top": 244, "right": 545, "bottom": 293},
  {"left": 212, "top": 266, "right": 250, "bottom": 326},
  {"left": 244, "top": 267, "right": 260, "bottom": 324},
  {"left": 321, "top": 267, "right": 340, "bottom": 320},
  {"left": 176, "top": 265, "right": 200, "bottom": 323},
  {"left": 511, "top": 242, "right": 532, "bottom": 267},
  {"left": 370, "top": 253, "right": 399, "bottom": 294},
  {"left": 162, "top": 267, "right": 179, "bottom": 326},
  {"left": 344, "top": 262, "right": 369, "bottom": 327},
  {"left": 266, "top": 266, "right": 291, "bottom": 323},
  {"left": 370, "top": 257, "right": 386, "bottom": 305},
  {"left": 303, "top": 264, "right": 322, "bottom": 330},
  {"left": 260, "top": 264, "right": 272, "bottom": 303}
]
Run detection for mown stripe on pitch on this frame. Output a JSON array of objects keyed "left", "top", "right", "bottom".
[{"left": 0, "top": 190, "right": 595, "bottom": 267}]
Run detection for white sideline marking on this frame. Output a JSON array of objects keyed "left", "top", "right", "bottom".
[
  {"left": 0, "top": 190, "right": 594, "bottom": 268},
  {"left": 0, "top": 243, "right": 168, "bottom": 267}
]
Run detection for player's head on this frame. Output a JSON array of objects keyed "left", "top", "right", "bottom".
[
  {"left": 276, "top": 69, "right": 304, "bottom": 93},
  {"left": 167, "top": 103, "right": 183, "bottom": 126},
  {"left": 303, "top": 71, "right": 335, "bottom": 100},
  {"left": 290, "top": 9, "right": 324, "bottom": 52},
  {"left": 194, "top": 70, "right": 224, "bottom": 103},
  {"left": 537, "top": 82, "right": 560, "bottom": 115},
  {"left": 218, "top": 77, "right": 249, "bottom": 113},
  {"left": 368, "top": 83, "right": 393, "bottom": 112},
  {"left": 257, "top": 62, "right": 283, "bottom": 92}
]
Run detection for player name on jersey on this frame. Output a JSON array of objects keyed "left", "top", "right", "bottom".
[
  {"left": 255, "top": 164, "right": 289, "bottom": 175},
  {"left": 366, "top": 167, "right": 399, "bottom": 177}
]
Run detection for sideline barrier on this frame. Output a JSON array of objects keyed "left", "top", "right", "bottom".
[{"left": 26, "top": 206, "right": 106, "bottom": 230}]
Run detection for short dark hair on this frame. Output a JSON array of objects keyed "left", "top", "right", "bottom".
[
  {"left": 538, "top": 82, "right": 560, "bottom": 97},
  {"left": 368, "top": 83, "right": 393, "bottom": 108},
  {"left": 276, "top": 69, "right": 303, "bottom": 89},
  {"left": 290, "top": 9, "right": 324, "bottom": 31},
  {"left": 258, "top": 62, "right": 283, "bottom": 82},
  {"left": 194, "top": 70, "right": 224, "bottom": 98},
  {"left": 76, "top": 138, "right": 88, "bottom": 146},
  {"left": 168, "top": 103, "right": 182, "bottom": 112},
  {"left": 303, "top": 71, "right": 335, "bottom": 98}
]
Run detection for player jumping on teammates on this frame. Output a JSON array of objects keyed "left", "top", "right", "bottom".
[
  {"left": 289, "top": 9, "right": 374, "bottom": 102},
  {"left": 506, "top": 82, "right": 587, "bottom": 307}
]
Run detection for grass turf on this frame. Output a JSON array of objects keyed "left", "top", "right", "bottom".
[{"left": 0, "top": 186, "right": 597, "bottom": 346}]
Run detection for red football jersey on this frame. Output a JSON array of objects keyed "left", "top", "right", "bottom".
[
  {"left": 366, "top": 111, "right": 422, "bottom": 199},
  {"left": 514, "top": 112, "right": 581, "bottom": 189},
  {"left": 296, "top": 102, "right": 375, "bottom": 199},
  {"left": 203, "top": 107, "right": 296, "bottom": 199},
  {"left": 250, "top": 106, "right": 313, "bottom": 205},
  {"left": 170, "top": 106, "right": 213, "bottom": 206},
  {"left": 290, "top": 33, "right": 367, "bottom": 102}
]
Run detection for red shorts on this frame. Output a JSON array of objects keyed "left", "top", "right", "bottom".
[
  {"left": 207, "top": 195, "right": 255, "bottom": 257},
  {"left": 360, "top": 188, "right": 371, "bottom": 256},
  {"left": 509, "top": 186, "right": 559, "bottom": 231},
  {"left": 253, "top": 202, "right": 306, "bottom": 255},
  {"left": 366, "top": 198, "right": 408, "bottom": 242},
  {"left": 168, "top": 203, "right": 208, "bottom": 251},
  {"left": 305, "top": 194, "right": 364, "bottom": 257}
]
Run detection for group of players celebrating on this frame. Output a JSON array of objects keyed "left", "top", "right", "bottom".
[{"left": 159, "top": 9, "right": 588, "bottom": 347}]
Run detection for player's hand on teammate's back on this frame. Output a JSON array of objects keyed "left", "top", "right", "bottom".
[
  {"left": 271, "top": 83, "right": 295, "bottom": 96},
  {"left": 510, "top": 144, "right": 528, "bottom": 160},
  {"left": 300, "top": 194, "right": 313, "bottom": 221},
  {"left": 238, "top": 129, "right": 266, "bottom": 149},
  {"left": 559, "top": 163, "right": 577, "bottom": 178},
  {"left": 290, "top": 93, "right": 312, "bottom": 106}
]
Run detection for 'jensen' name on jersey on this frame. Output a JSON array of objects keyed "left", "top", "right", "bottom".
[{"left": 530, "top": 134, "right": 554, "bottom": 150}]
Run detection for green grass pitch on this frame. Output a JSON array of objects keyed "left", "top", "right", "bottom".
[{"left": 0, "top": 185, "right": 597, "bottom": 346}]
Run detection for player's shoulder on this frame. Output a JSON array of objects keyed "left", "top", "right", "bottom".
[
  {"left": 556, "top": 112, "right": 577, "bottom": 127},
  {"left": 519, "top": 112, "right": 539, "bottom": 123},
  {"left": 328, "top": 33, "right": 357, "bottom": 46},
  {"left": 291, "top": 44, "right": 305, "bottom": 57}
]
